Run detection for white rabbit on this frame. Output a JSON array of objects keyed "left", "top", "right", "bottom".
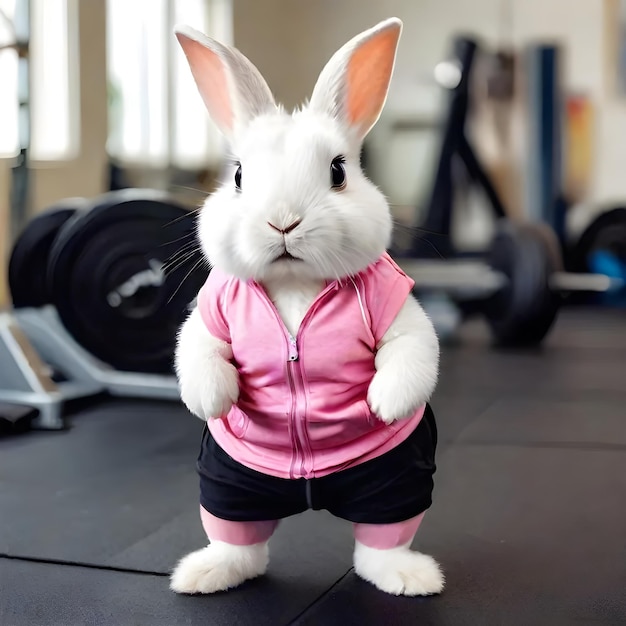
[{"left": 171, "top": 17, "right": 443, "bottom": 598}]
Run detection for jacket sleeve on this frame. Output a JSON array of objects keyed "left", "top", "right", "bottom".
[
  {"left": 364, "top": 253, "right": 416, "bottom": 345},
  {"left": 196, "top": 268, "right": 232, "bottom": 343}
]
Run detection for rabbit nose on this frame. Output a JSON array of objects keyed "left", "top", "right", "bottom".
[{"left": 267, "top": 219, "right": 301, "bottom": 235}]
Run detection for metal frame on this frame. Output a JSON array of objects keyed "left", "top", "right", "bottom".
[
  {"left": 404, "top": 36, "right": 507, "bottom": 259},
  {"left": 2, "top": 0, "right": 32, "bottom": 239},
  {"left": 397, "top": 259, "right": 623, "bottom": 298},
  {"left": 0, "top": 307, "right": 179, "bottom": 430}
]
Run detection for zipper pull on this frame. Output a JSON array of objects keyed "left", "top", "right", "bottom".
[{"left": 287, "top": 335, "right": 299, "bottom": 361}]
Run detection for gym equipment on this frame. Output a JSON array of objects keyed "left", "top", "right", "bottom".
[
  {"left": 46, "top": 188, "right": 207, "bottom": 374},
  {"left": 0, "top": 306, "right": 181, "bottom": 429},
  {"left": 0, "top": 189, "right": 207, "bottom": 429},
  {"left": 572, "top": 208, "right": 626, "bottom": 273},
  {"left": 570, "top": 208, "right": 626, "bottom": 306},
  {"left": 391, "top": 36, "right": 617, "bottom": 346},
  {"left": 8, "top": 198, "right": 87, "bottom": 308},
  {"left": 483, "top": 221, "right": 561, "bottom": 346},
  {"left": 399, "top": 220, "right": 622, "bottom": 347},
  {"left": 396, "top": 37, "right": 506, "bottom": 261},
  {"left": 390, "top": 36, "right": 551, "bottom": 344}
]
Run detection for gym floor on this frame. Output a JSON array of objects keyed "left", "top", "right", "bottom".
[{"left": 1, "top": 308, "right": 625, "bottom": 626}]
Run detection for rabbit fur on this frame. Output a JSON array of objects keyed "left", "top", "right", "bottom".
[{"left": 171, "top": 17, "right": 443, "bottom": 597}]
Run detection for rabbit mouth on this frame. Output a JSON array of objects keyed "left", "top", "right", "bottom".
[{"left": 274, "top": 251, "right": 302, "bottom": 262}]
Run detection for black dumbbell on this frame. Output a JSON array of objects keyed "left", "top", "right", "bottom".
[
  {"left": 46, "top": 189, "right": 209, "bottom": 374},
  {"left": 8, "top": 198, "right": 88, "bottom": 308},
  {"left": 398, "top": 220, "right": 622, "bottom": 347}
]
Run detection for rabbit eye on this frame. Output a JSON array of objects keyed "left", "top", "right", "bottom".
[
  {"left": 234, "top": 163, "right": 242, "bottom": 191},
  {"left": 331, "top": 156, "right": 346, "bottom": 190}
]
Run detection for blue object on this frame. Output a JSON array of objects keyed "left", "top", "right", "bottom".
[
  {"left": 589, "top": 250, "right": 625, "bottom": 284},
  {"left": 589, "top": 250, "right": 626, "bottom": 306}
]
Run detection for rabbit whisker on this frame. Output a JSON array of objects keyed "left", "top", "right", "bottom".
[{"left": 168, "top": 257, "right": 207, "bottom": 304}]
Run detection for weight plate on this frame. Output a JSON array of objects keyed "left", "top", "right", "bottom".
[
  {"left": 571, "top": 208, "right": 626, "bottom": 273},
  {"left": 8, "top": 198, "right": 87, "bottom": 308},
  {"left": 47, "top": 189, "right": 208, "bottom": 374},
  {"left": 484, "top": 221, "right": 562, "bottom": 347},
  {"left": 571, "top": 208, "right": 626, "bottom": 306}
]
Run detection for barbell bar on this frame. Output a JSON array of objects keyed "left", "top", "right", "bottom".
[{"left": 398, "top": 259, "right": 623, "bottom": 299}]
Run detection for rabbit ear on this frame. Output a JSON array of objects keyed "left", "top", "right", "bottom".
[
  {"left": 175, "top": 25, "right": 277, "bottom": 139},
  {"left": 308, "top": 18, "right": 402, "bottom": 142}
]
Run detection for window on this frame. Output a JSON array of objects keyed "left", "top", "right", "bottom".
[
  {"left": 0, "top": 0, "right": 20, "bottom": 157},
  {"left": 30, "top": 0, "right": 74, "bottom": 160},
  {"left": 0, "top": 0, "right": 75, "bottom": 160},
  {"left": 106, "top": 0, "right": 233, "bottom": 169}
]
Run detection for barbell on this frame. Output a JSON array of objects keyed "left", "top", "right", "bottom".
[
  {"left": 9, "top": 189, "right": 208, "bottom": 374},
  {"left": 399, "top": 259, "right": 621, "bottom": 296},
  {"left": 397, "top": 221, "right": 623, "bottom": 347}
]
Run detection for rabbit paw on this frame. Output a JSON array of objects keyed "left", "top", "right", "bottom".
[
  {"left": 367, "top": 367, "right": 423, "bottom": 425},
  {"left": 179, "top": 357, "right": 239, "bottom": 420},
  {"left": 170, "top": 541, "right": 269, "bottom": 594},
  {"left": 354, "top": 543, "right": 444, "bottom": 596}
]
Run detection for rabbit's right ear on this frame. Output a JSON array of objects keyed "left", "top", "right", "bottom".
[{"left": 175, "top": 26, "right": 277, "bottom": 139}]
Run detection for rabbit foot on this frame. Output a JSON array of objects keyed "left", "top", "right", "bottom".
[
  {"left": 170, "top": 541, "right": 269, "bottom": 594},
  {"left": 354, "top": 542, "right": 444, "bottom": 596}
]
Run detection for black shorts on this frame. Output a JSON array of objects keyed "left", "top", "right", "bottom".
[{"left": 197, "top": 404, "right": 438, "bottom": 525}]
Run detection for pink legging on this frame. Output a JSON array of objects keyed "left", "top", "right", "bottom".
[{"left": 200, "top": 506, "right": 424, "bottom": 550}]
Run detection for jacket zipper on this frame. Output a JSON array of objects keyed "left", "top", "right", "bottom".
[
  {"left": 252, "top": 281, "right": 337, "bottom": 479},
  {"left": 286, "top": 335, "right": 302, "bottom": 479},
  {"left": 287, "top": 335, "right": 313, "bottom": 478}
]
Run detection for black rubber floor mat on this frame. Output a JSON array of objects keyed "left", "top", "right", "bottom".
[
  {"left": 0, "top": 557, "right": 336, "bottom": 626},
  {"left": 1, "top": 310, "right": 625, "bottom": 625},
  {"left": 294, "top": 444, "right": 626, "bottom": 625},
  {"left": 0, "top": 401, "right": 352, "bottom": 579}
]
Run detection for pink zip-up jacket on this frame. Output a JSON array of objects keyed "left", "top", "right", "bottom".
[{"left": 197, "top": 253, "right": 426, "bottom": 480}]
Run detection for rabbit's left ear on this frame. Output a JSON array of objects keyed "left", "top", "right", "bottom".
[{"left": 309, "top": 18, "right": 402, "bottom": 142}]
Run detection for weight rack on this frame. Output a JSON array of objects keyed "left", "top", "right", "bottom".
[{"left": 0, "top": 306, "right": 180, "bottom": 430}]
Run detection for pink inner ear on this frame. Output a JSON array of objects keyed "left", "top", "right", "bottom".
[
  {"left": 346, "top": 27, "right": 400, "bottom": 133},
  {"left": 177, "top": 35, "right": 233, "bottom": 133}
]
